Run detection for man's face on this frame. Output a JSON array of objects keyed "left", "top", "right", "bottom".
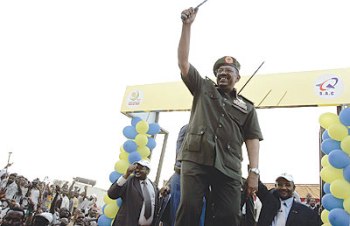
[
  {"left": 59, "top": 208, "right": 70, "bottom": 218},
  {"left": 7, "top": 175, "right": 16, "bottom": 184},
  {"left": 75, "top": 213, "right": 85, "bottom": 225},
  {"left": 88, "top": 207, "right": 98, "bottom": 218},
  {"left": 215, "top": 66, "right": 240, "bottom": 92},
  {"left": 134, "top": 164, "right": 149, "bottom": 180},
  {"left": 275, "top": 178, "right": 295, "bottom": 200},
  {"left": 1, "top": 210, "right": 24, "bottom": 226},
  {"left": 309, "top": 198, "right": 316, "bottom": 207}
]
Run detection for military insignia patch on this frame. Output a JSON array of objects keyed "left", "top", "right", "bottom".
[
  {"left": 224, "top": 56, "right": 234, "bottom": 64},
  {"left": 233, "top": 97, "right": 248, "bottom": 112}
]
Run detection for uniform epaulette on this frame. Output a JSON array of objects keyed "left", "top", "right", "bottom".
[
  {"left": 205, "top": 76, "right": 217, "bottom": 86},
  {"left": 238, "top": 94, "right": 254, "bottom": 106}
]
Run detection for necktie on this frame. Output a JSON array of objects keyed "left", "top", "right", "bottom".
[
  {"left": 142, "top": 181, "right": 152, "bottom": 219},
  {"left": 275, "top": 202, "right": 287, "bottom": 226}
]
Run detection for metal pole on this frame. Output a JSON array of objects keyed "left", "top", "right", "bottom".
[
  {"left": 238, "top": 61, "right": 265, "bottom": 95},
  {"left": 155, "top": 131, "right": 168, "bottom": 187},
  {"left": 6, "top": 152, "right": 12, "bottom": 174}
]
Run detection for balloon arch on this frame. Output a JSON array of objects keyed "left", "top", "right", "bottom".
[{"left": 98, "top": 67, "right": 350, "bottom": 226}]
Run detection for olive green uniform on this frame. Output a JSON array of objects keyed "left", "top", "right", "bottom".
[{"left": 175, "top": 64, "right": 263, "bottom": 226}]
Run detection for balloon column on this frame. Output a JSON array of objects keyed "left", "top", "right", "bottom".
[
  {"left": 319, "top": 108, "right": 350, "bottom": 226},
  {"left": 98, "top": 117, "right": 161, "bottom": 226}
]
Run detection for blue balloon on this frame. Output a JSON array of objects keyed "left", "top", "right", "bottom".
[
  {"left": 123, "top": 126, "right": 137, "bottom": 139},
  {"left": 323, "top": 183, "right": 331, "bottom": 194},
  {"left": 322, "top": 193, "right": 343, "bottom": 211},
  {"left": 101, "top": 204, "right": 106, "bottom": 214},
  {"left": 116, "top": 197, "right": 123, "bottom": 207},
  {"left": 97, "top": 215, "right": 113, "bottom": 226},
  {"left": 322, "top": 130, "right": 330, "bottom": 140},
  {"left": 343, "top": 165, "right": 350, "bottom": 183},
  {"left": 128, "top": 151, "right": 141, "bottom": 164},
  {"left": 329, "top": 208, "right": 350, "bottom": 226},
  {"left": 146, "top": 137, "right": 157, "bottom": 150},
  {"left": 328, "top": 149, "right": 350, "bottom": 168},
  {"left": 147, "top": 123, "right": 161, "bottom": 135},
  {"left": 109, "top": 171, "right": 122, "bottom": 183},
  {"left": 131, "top": 117, "right": 142, "bottom": 127},
  {"left": 123, "top": 140, "right": 137, "bottom": 153},
  {"left": 321, "top": 138, "right": 341, "bottom": 155},
  {"left": 339, "top": 108, "right": 350, "bottom": 127}
]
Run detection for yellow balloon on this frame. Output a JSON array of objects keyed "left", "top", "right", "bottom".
[
  {"left": 119, "top": 151, "right": 129, "bottom": 161},
  {"left": 343, "top": 197, "right": 350, "bottom": 214},
  {"left": 321, "top": 155, "right": 330, "bottom": 167},
  {"left": 320, "top": 166, "right": 343, "bottom": 183},
  {"left": 138, "top": 146, "right": 151, "bottom": 158},
  {"left": 114, "top": 160, "right": 129, "bottom": 175},
  {"left": 135, "top": 134, "right": 148, "bottom": 146},
  {"left": 120, "top": 146, "right": 126, "bottom": 153},
  {"left": 330, "top": 179, "right": 350, "bottom": 199},
  {"left": 320, "top": 209, "right": 329, "bottom": 223},
  {"left": 104, "top": 202, "right": 119, "bottom": 218},
  {"left": 319, "top": 112, "right": 340, "bottom": 129},
  {"left": 321, "top": 223, "right": 331, "bottom": 226},
  {"left": 136, "top": 120, "right": 149, "bottom": 134},
  {"left": 341, "top": 135, "right": 350, "bottom": 155},
  {"left": 103, "top": 194, "right": 115, "bottom": 204},
  {"left": 328, "top": 123, "right": 348, "bottom": 141}
]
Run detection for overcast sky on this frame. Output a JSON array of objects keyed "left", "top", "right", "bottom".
[{"left": 0, "top": 0, "right": 349, "bottom": 189}]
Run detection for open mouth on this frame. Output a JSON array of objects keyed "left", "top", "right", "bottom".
[{"left": 218, "top": 76, "right": 228, "bottom": 85}]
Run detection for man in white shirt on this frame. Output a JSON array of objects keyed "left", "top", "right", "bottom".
[{"left": 107, "top": 159, "right": 159, "bottom": 226}]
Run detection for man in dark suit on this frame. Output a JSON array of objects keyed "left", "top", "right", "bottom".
[
  {"left": 107, "top": 159, "right": 159, "bottom": 226},
  {"left": 256, "top": 173, "right": 320, "bottom": 226}
]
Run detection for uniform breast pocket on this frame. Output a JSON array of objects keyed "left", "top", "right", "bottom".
[
  {"left": 227, "top": 105, "right": 247, "bottom": 126},
  {"left": 187, "top": 128, "right": 206, "bottom": 152}
]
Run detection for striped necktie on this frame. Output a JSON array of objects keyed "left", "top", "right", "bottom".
[{"left": 142, "top": 180, "right": 152, "bottom": 219}]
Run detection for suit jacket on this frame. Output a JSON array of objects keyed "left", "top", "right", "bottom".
[
  {"left": 256, "top": 181, "right": 320, "bottom": 226},
  {"left": 107, "top": 176, "right": 159, "bottom": 226}
]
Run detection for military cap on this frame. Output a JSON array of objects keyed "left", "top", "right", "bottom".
[{"left": 213, "top": 56, "right": 241, "bottom": 75}]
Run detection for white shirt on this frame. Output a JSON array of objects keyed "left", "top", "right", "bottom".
[
  {"left": 60, "top": 195, "right": 70, "bottom": 210},
  {"left": 254, "top": 196, "right": 262, "bottom": 222},
  {"left": 117, "top": 176, "right": 156, "bottom": 225},
  {"left": 29, "top": 188, "right": 40, "bottom": 209},
  {"left": 271, "top": 197, "right": 293, "bottom": 226}
]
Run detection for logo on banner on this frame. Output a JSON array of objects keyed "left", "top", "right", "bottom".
[
  {"left": 126, "top": 90, "right": 143, "bottom": 108},
  {"left": 315, "top": 75, "right": 344, "bottom": 99}
]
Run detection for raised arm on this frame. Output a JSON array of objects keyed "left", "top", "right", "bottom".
[{"left": 177, "top": 7, "right": 197, "bottom": 77}]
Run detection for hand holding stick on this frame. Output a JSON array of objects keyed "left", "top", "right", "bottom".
[{"left": 181, "top": 0, "right": 208, "bottom": 21}]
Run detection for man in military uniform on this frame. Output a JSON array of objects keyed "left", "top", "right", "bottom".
[{"left": 176, "top": 6, "right": 263, "bottom": 226}]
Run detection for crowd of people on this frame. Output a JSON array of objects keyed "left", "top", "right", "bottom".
[{"left": 0, "top": 166, "right": 100, "bottom": 226}]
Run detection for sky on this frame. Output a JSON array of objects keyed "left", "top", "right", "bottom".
[{"left": 0, "top": 0, "right": 349, "bottom": 190}]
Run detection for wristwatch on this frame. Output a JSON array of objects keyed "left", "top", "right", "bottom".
[{"left": 249, "top": 167, "right": 260, "bottom": 175}]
